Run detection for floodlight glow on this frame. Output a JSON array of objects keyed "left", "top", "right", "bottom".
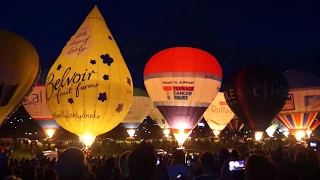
[
  {"left": 163, "top": 129, "right": 170, "bottom": 136},
  {"left": 306, "top": 130, "right": 312, "bottom": 137},
  {"left": 213, "top": 130, "right": 221, "bottom": 136},
  {"left": 294, "top": 131, "right": 305, "bottom": 141},
  {"left": 79, "top": 134, "right": 96, "bottom": 147},
  {"left": 255, "top": 131, "right": 264, "bottom": 141},
  {"left": 45, "top": 129, "right": 56, "bottom": 138},
  {"left": 283, "top": 131, "right": 289, "bottom": 137},
  {"left": 173, "top": 128, "right": 192, "bottom": 147},
  {"left": 127, "top": 129, "right": 136, "bottom": 137}
]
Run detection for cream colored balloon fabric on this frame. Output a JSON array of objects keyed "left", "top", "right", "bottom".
[
  {"left": 204, "top": 92, "right": 234, "bottom": 131},
  {"left": 122, "top": 88, "right": 151, "bottom": 129}
]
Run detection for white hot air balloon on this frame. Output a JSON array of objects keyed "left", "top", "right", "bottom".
[
  {"left": 149, "top": 101, "right": 170, "bottom": 136},
  {"left": 204, "top": 92, "right": 234, "bottom": 136},
  {"left": 122, "top": 88, "right": 151, "bottom": 137}
]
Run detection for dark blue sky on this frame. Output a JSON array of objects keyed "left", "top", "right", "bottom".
[{"left": 1, "top": 0, "right": 320, "bottom": 89}]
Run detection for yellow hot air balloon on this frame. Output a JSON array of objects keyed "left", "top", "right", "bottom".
[
  {"left": 122, "top": 88, "right": 151, "bottom": 137},
  {"left": 45, "top": 6, "right": 133, "bottom": 147},
  {"left": 204, "top": 92, "right": 234, "bottom": 136},
  {"left": 149, "top": 101, "right": 170, "bottom": 136},
  {"left": 0, "top": 30, "right": 40, "bottom": 124}
]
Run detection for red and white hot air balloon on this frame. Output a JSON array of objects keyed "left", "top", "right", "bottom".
[{"left": 144, "top": 47, "right": 222, "bottom": 147}]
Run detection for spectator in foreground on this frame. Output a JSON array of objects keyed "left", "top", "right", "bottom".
[
  {"left": 192, "top": 152, "right": 220, "bottom": 180},
  {"left": 42, "top": 168, "right": 58, "bottom": 180},
  {"left": 55, "top": 147, "right": 88, "bottom": 180},
  {"left": 245, "top": 154, "right": 278, "bottom": 180},
  {"left": 128, "top": 142, "right": 157, "bottom": 180},
  {"left": 167, "top": 150, "right": 190, "bottom": 180},
  {"left": 110, "top": 151, "right": 131, "bottom": 180}
]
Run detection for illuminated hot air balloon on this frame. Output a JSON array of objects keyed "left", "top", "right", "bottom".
[
  {"left": 306, "top": 119, "right": 320, "bottom": 137},
  {"left": 277, "top": 71, "right": 320, "bottom": 141},
  {"left": 204, "top": 92, "right": 234, "bottom": 136},
  {"left": 273, "top": 120, "right": 290, "bottom": 137},
  {"left": 224, "top": 66, "right": 288, "bottom": 141},
  {"left": 227, "top": 117, "right": 244, "bottom": 134},
  {"left": 266, "top": 121, "right": 280, "bottom": 137},
  {"left": 149, "top": 102, "right": 170, "bottom": 136},
  {"left": 310, "top": 119, "right": 320, "bottom": 131},
  {"left": 122, "top": 88, "right": 151, "bottom": 137},
  {"left": 0, "top": 30, "right": 40, "bottom": 125},
  {"left": 45, "top": 6, "right": 133, "bottom": 147},
  {"left": 23, "top": 70, "right": 59, "bottom": 138},
  {"left": 144, "top": 47, "right": 222, "bottom": 147}
]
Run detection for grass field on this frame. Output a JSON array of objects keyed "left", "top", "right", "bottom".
[
  {"left": 8, "top": 140, "right": 235, "bottom": 159},
  {"left": 7, "top": 138, "right": 287, "bottom": 159}
]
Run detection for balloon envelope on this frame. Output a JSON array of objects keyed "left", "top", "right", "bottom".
[
  {"left": 23, "top": 69, "right": 59, "bottom": 138},
  {"left": 266, "top": 121, "right": 280, "bottom": 137},
  {"left": 310, "top": 119, "right": 320, "bottom": 131},
  {"left": 144, "top": 47, "right": 222, "bottom": 145},
  {"left": 277, "top": 71, "right": 320, "bottom": 133},
  {"left": 45, "top": 6, "right": 133, "bottom": 146},
  {"left": 23, "top": 85, "right": 59, "bottom": 138},
  {"left": 0, "top": 30, "right": 40, "bottom": 124},
  {"left": 227, "top": 117, "right": 244, "bottom": 133},
  {"left": 122, "top": 88, "right": 151, "bottom": 129},
  {"left": 149, "top": 102, "right": 170, "bottom": 129},
  {"left": 224, "top": 66, "right": 288, "bottom": 132},
  {"left": 204, "top": 92, "right": 234, "bottom": 133}
]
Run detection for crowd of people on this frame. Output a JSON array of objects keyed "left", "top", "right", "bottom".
[{"left": 1, "top": 141, "right": 320, "bottom": 180}]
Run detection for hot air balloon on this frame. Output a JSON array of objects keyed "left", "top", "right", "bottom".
[
  {"left": 227, "top": 118, "right": 244, "bottom": 134},
  {"left": 23, "top": 70, "right": 59, "bottom": 138},
  {"left": 277, "top": 71, "right": 320, "bottom": 141},
  {"left": 310, "top": 119, "right": 320, "bottom": 131},
  {"left": 144, "top": 47, "right": 222, "bottom": 147},
  {"left": 273, "top": 120, "right": 290, "bottom": 137},
  {"left": 266, "top": 121, "right": 280, "bottom": 137},
  {"left": 224, "top": 66, "right": 288, "bottom": 141},
  {"left": 122, "top": 88, "right": 151, "bottom": 137},
  {"left": 204, "top": 92, "right": 234, "bottom": 136},
  {"left": 45, "top": 6, "right": 133, "bottom": 147},
  {"left": 149, "top": 102, "right": 170, "bottom": 136},
  {"left": 306, "top": 119, "right": 320, "bottom": 137},
  {"left": 0, "top": 30, "right": 40, "bottom": 125}
]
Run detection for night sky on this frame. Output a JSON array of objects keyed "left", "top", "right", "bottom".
[{"left": 1, "top": 0, "right": 320, "bottom": 89}]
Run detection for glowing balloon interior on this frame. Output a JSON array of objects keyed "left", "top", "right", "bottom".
[
  {"left": 277, "top": 71, "right": 320, "bottom": 139},
  {"left": 144, "top": 47, "right": 222, "bottom": 146},
  {"left": 23, "top": 85, "right": 59, "bottom": 138},
  {"left": 121, "top": 88, "right": 151, "bottom": 137},
  {"left": 45, "top": 6, "right": 133, "bottom": 146},
  {"left": 0, "top": 30, "right": 40, "bottom": 125},
  {"left": 266, "top": 121, "right": 280, "bottom": 137},
  {"left": 204, "top": 92, "right": 234, "bottom": 134}
]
